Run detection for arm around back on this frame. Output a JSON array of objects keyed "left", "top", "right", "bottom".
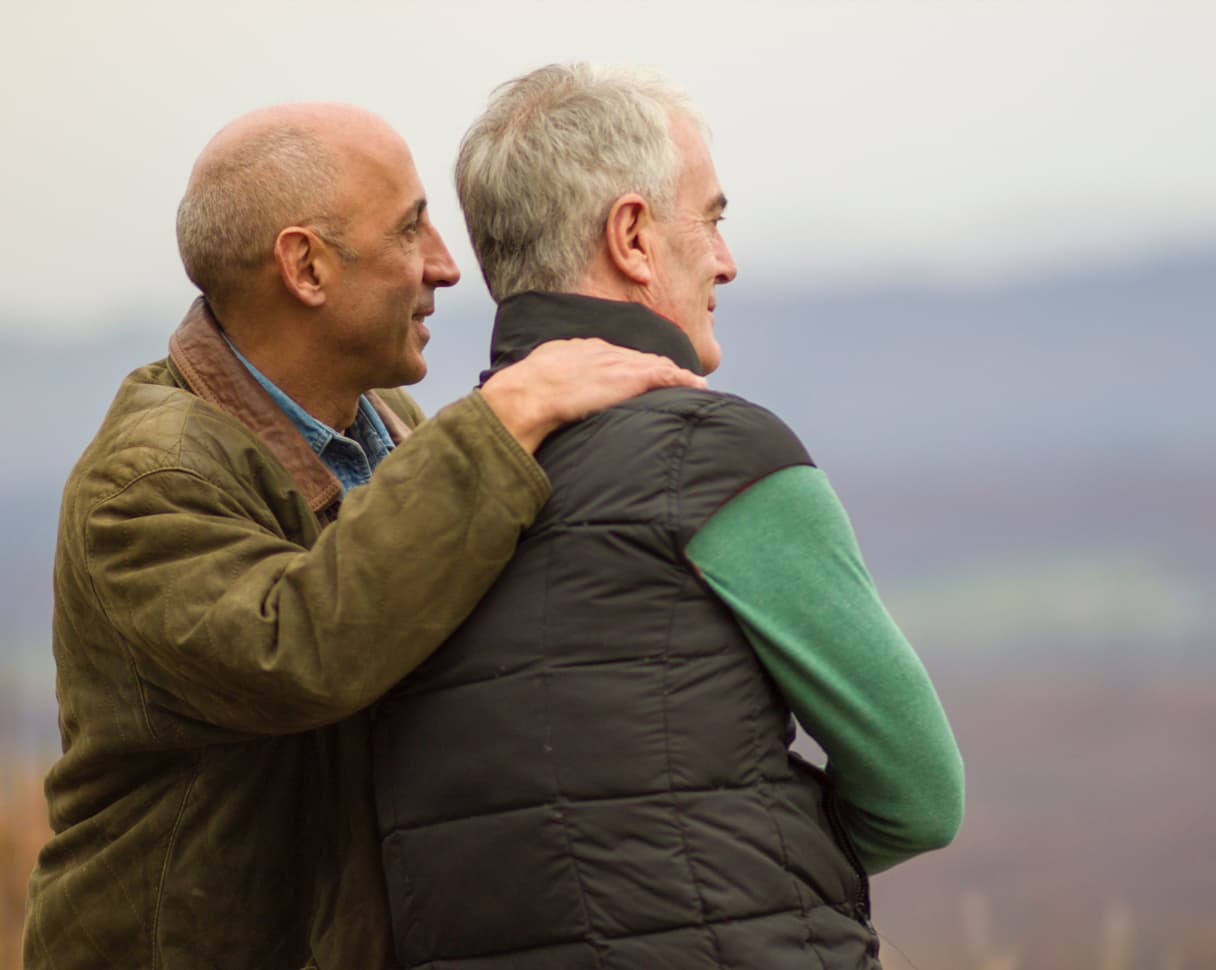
[{"left": 75, "top": 388, "right": 549, "bottom": 736}]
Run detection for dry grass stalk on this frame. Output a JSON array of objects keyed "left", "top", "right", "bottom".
[
  {"left": 0, "top": 769, "right": 50, "bottom": 970},
  {"left": 961, "top": 889, "right": 1022, "bottom": 970},
  {"left": 1099, "top": 901, "right": 1134, "bottom": 970}
]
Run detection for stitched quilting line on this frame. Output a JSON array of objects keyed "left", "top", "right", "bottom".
[
  {"left": 659, "top": 626, "right": 729, "bottom": 969},
  {"left": 406, "top": 904, "right": 815, "bottom": 967},
  {"left": 660, "top": 400, "right": 728, "bottom": 970},
  {"left": 537, "top": 537, "right": 609, "bottom": 970},
  {"left": 381, "top": 776, "right": 817, "bottom": 833}
]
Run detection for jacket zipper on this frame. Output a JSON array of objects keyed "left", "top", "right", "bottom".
[{"left": 824, "top": 788, "right": 872, "bottom": 921}]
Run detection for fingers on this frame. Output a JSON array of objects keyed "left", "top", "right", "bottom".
[
  {"left": 480, "top": 338, "right": 707, "bottom": 454},
  {"left": 539, "top": 339, "right": 705, "bottom": 413},
  {"left": 647, "top": 354, "right": 707, "bottom": 391},
  {"left": 550, "top": 338, "right": 706, "bottom": 389}
]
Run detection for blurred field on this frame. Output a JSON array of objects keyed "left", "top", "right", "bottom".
[
  {"left": 0, "top": 773, "right": 48, "bottom": 970},
  {"left": 869, "top": 657, "right": 1216, "bottom": 970},
  {"left": 4, "top": 654, "right": 1213, "bottom": 969}
]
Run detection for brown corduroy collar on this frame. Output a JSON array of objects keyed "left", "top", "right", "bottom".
[{"left": 167, "top": 297, "right": 412, "bottom": 514}]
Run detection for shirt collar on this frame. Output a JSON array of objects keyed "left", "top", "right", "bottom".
[{"left": 223, "top": 335, "right": 394, "bottom": 491}]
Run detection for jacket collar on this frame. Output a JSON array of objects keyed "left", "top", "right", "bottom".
[
  {"left": 481, "top": 291, "right": 703, "bottom": 383},
  {"left": 167, "top": 298, "right": 412, "bottom": 514}
]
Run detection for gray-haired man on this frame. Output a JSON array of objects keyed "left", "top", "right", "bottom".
[{"left": 373, "top": 65, "right": 963, "bottom": 970}]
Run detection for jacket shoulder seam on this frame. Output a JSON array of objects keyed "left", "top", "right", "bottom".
[{"left": 80, "top": 462, "right": 244, "bottom": 743}]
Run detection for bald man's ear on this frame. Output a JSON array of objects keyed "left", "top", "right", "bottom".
[
  {"left": 274, "top": 227, "right": 330, "bottom": 308},
  {"left": 604, "top": 194, "right": 655, "bottom": 286}
]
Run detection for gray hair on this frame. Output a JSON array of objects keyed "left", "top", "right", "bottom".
[
  {"left": 455, "top": 63, "right": 704, "bottom": 302},
  {"left": 176, "top": 126, "right": 356, "bottom": 304}
]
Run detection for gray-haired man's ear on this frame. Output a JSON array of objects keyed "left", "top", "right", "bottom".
[{"left": 603, "top": 193, "right": 655, "bottom": 286}]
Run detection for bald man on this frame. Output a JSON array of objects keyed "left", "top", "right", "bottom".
[{"left": 22, "top": 103, "right": 703, "bottom": 970}]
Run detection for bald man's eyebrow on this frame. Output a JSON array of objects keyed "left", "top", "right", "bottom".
[
  {"left": 707, "top": 193, "right": 728, "bottom": 217},
  {"left": 396, "top": 199, "right": 428, "bottom": 233}
]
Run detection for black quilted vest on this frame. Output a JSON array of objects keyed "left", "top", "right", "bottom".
[{"left": 373, "top": 293, "right": 881, "bottom": 969}]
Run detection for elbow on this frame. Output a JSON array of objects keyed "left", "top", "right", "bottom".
[
  {"left": 920, "top": 791, "right": 964, "bottom": 852},
  {"left": 917, "top": 751, "right": 966, "bottom": 852},
  {"left": 838, "top": 770, "right": 965, "bottom": 876},
  {"left": 891, "top": 750, "right": 966, "bottom": 858},
  {"left": 873, "top": 781, "right": 964, "bottom": 874}
]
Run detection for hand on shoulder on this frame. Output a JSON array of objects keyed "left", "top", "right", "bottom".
[{"left": 481, "top": 338, "right": 706, "bottom": 453}]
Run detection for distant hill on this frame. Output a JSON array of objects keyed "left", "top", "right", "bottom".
[
  {"left": 2, "top": 246, "right": 1214, "bottom": 752},
  {"left": 5, "top": 243, "right": 1213, "bottom": 481}
]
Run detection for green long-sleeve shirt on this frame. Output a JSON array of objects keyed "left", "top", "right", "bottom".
[{"left": 685, "top": 464, "right": 964, "bottom": 874}]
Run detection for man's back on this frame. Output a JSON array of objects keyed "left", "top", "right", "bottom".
[{"left": 374, "top": 297, "right": 882, "bottom": 970}]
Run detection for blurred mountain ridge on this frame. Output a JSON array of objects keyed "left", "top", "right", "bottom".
[{"left": 2, "top": 244, "right": 1213, "bottom": 755}]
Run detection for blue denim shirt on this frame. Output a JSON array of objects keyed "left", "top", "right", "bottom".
[{"left": 226, "top": 340, "right": 394, "bottom": 493}]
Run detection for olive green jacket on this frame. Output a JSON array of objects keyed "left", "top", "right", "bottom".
[{"left": 23, "top": 300, "right": 551, "bottom": 970}]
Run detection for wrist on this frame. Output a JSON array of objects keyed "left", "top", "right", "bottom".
[{"left": 479, "top": 374, "right": 560, "bottom": 454}]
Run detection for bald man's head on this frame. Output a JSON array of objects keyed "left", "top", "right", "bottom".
[{"left": 176, "top": 103, "right": 391, "bottom": 309}]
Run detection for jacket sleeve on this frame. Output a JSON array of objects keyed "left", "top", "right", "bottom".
[
  {"left": 684, "top": 464, "right": 965, "bottom": 874},
  {"left": 81, "top": 391, "right": 550, "bottom": 736}
]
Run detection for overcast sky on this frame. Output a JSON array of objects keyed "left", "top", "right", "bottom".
[{"left": 3, "top": 0, "right": 1213, "bottom": 337}]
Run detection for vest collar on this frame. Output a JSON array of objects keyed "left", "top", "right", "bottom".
[
  {"left": 167, "top": 298, "right": 412, "bottom": 514},
  {"left": 482, "top": 292, "right": 703, "bottom": 383}
]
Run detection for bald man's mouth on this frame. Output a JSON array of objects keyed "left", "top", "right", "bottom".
[{"left": 411, "top": 307, "right": 434, "bottom": 345}]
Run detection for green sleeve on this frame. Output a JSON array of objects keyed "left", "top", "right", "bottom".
[{"left": 684, "top": 465, "right": 964, "bottom": 874}]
